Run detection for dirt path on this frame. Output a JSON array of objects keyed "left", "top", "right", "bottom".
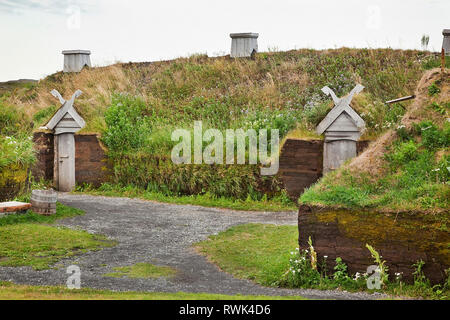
[{"left": 0, "top": 194, "right": 385, "bottom": 300}]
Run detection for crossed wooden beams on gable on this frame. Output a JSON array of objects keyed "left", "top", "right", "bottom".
[
  {"left": 316, "top": 84, "right": 365, "bottom": 140},
  {"left": 45, "top": 89, "right": 86, "bottom": 135}
]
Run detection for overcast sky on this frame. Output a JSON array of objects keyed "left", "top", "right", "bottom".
[{"left": 0, "top": 0, "right": 448, "bottom": 82}]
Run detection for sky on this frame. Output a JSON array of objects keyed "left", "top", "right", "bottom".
[{"left": 0, "top": 0, "right": 448, "bottom": 82}]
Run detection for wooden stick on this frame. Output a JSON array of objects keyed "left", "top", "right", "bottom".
[{"left": 385, "top": 95, "right": 416, "bottom": 104}]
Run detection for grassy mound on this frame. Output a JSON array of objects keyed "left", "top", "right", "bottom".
[
  {"left": 300, "top": 69, "right": 449, "bottom": 213},
  {"left": 1, "top": 48, "right": 443, "bottom": 202},
  {"left": 2, "top": 49, "right": 429, "bottom": 135}
]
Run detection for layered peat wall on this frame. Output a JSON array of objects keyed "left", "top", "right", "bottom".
[
  {"left": 298, "top": 205, "right": 450, "bottom": 284},
  {"left": 33, "top": 132, "right": 109, "bottom": 187},
  {"left": 279, "top": 139, "right": 370, "bottom": 201}
]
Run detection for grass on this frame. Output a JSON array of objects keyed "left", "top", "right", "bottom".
[
  {"left": 422, "top": 55, "right": 450, "bottom": 70},
  {"left": 0, "top": 202, "right": 115, "bottom": 270},
  {"left": 195, "top": 223, "right": 450, "bottom": 299},
  {"left": 299, "top": 123, "right": 449, "bottom": 213},
  {"left": 4, "top": 49, "right": 425, "bottom": 134},
  {"left": 195, "top": 224, "right": 298, "bottom": 286},
  {"left": 0, "top": 281, "right": 308, "bottom": 300},
  {"left": 0, "top": 202, "right": 84, "bottom": 226},
  {"left": 104, "top": 263, "right": 177, "bottom": 279},
  {"left": 75, "top": 183, "right": 297, "bottom": 212},
  {"left": 1, "top": 48, "right": 430, "bottom": 203}
]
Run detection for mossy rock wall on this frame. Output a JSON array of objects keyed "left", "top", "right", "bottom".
[{"left": 298, "top": 205, "right": 450, "bottom": 284}]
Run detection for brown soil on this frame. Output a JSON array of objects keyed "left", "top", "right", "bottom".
[{"left": 347, "top": 68, "right": 449, "bottom": 176}]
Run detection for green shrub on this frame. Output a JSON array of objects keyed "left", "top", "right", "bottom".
[
  {"left": 385, "top": 140, "right": 419, "bottom": 168},
  {"left": 109, "top": 153, "right": 282, "bottom": 199},
  {"left": 102, "top": 93, "right": 285, "bottom": 199},
  {"left": 414, "top": 121, "right": 450, "bottom": 150},
  {"left": 102, "top": 93, "right": 152, "bottom": 154},
  {"left": 243, "top": 108, "right": 299, "bottom": 138},
  {"left": 0, "top": 135, "right": 35, "bottom": 169},
  {"left": 332, "top": 257, "right": 355, "bottom": 286}
]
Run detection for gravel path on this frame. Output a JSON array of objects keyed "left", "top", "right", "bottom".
[{"left": 0, "top": 194, "right": 385, "bottom": 300}]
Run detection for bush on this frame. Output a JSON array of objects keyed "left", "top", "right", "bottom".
[
  {"left": 102, "top": 93, "right": 285, "bottom": 199},
  {"left": 0, "top": 135, "right": 36, "bottom": 201},
  {"left": 385, "top": 140, "right": 419, "bottom": 168},
  {"left": 243, "top": 108, "right": 299, "bottom": 138},
  {"left": 414, "top": 121, "right": 450, "bottom": 150},
  {"left": 0, "top": 135, "right": 35, "bottom": 169},
  {"left": 102, "top": 93, "right": 152, "bottom": 154}
]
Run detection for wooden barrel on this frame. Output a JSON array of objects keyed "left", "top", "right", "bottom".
[{"left": 31, "top": 190, "right": 57, "bottom": 215}]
